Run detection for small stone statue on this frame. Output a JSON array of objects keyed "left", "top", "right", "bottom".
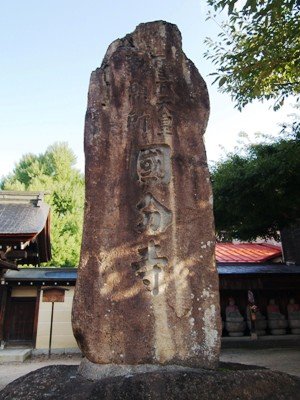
[
  {"left": 267, "top": 299, "right": 287, "bottom": 335},
  {"left": 287, "top": 298, "right": 300, "bottom": 334},
  {"left": 226, "top": 297, "right": 244, "bottom": 321},
  {"left": 267, "top": 299, "right": 285, "bottom": 319},
  {"left": 225, "top": 298, "right": 246, "bottom": 337},
  {"left": 287, "top": 298, "right": 300, "bottom": 315}
]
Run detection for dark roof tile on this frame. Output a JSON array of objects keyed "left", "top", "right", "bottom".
[{"left": 0, "top": 203, "right": 49, "bottom": 235}]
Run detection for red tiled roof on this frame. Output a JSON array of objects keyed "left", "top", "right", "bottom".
[{"left": 216, "top": 243, "right": 282, "bottom": 263}]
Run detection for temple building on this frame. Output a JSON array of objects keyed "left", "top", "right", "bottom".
[
  {"left": 0, "top": 191, "right": 51, "bottom": 346},
  {"left": 0, "top": 191, "right": 299, "bottom": 353},
  {"left": 217, "top": 243, "right": 300, "bottom": 338}
]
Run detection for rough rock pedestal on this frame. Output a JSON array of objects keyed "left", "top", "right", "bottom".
[{"left": 72, "top": 21, "right": 221, "bottom": 376}]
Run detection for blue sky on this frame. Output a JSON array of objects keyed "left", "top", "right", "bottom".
[{"left": 0, "top": 0, "right": 293, "bottom": 177}]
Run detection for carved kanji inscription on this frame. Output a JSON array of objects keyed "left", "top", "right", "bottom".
[
  {"left": 127, "top": 112, "right": 150, "bottom": 136},
  {"left": 158, "top": 104, "right": 173, "bottom": 135},
  {"left": 137, "top": 146, "right": 171, "bottom": 184},
  {"left": 132, "top": 240, "right": 168, "bottom": 295},
  {"left": 137, "top": 193, "right": 172, "bottom": 234}
]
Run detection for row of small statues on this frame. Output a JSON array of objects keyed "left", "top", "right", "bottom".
[{"left": 224, "top": 298, "right": 300, "bottom": 336}]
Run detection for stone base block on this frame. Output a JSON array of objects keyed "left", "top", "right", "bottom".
[
  {"left": 268, "top": 318, "right": 288, "bottom": 335},
  {"left": 270, "top": 329, "right": 286, "bottom": 335},
  {"left": 228, "top": 332, "right": 245, "bottom": 337},
  {"left": 78, "top": 358, "right": 196, "bottom": 381},
  {"left": 291, "top": 329, "right": 300, "bottom": 335},
  {"left": 225, "top": 321, "right": 246, "bottom": 337},
  {"left": 289, "top": 318, "right": 300, "bottom": 334},
  {"left": 256, "top": 330, "right": 266, "bottom": 336},
  {"left": 289, "top": 319, "right": 300, "bottom": 329}
]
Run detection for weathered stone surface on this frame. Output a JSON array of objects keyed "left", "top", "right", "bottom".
[
  {"left": 2, "top": 364, "right": 300, "bottom": 400},
  {"left": 72, "top": 20, "right": 221, "bottom": 368},
  {"left": 77, "top": 358, "right": 198, "bottom": 381}
]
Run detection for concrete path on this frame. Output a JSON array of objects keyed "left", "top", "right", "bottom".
[
  {"left": 0, "top": 348, "right": 299, "bottom": 391},
  {"left": 220, "top": 347, "right": 300, "bottom": 378}
]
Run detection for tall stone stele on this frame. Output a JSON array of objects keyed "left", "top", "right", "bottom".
[{"left": 72, "top": 21, "right": 221, "bottom": 373}]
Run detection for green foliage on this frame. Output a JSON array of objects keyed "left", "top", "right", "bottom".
[
  {"left": 211, "top": 124, "right": 300, "bottom": 241},
  {"left": 1, "top": 143, "right": 84, "bottom": 267},
  {"left": 205, "top": 0, "right": 300, "bottom": 110}
]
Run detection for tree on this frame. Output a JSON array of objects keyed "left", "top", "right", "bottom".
[
  {"left": 211, "top": 127, "right": 300, "bottom": 241},
  {"left": 205, "top": 0, "right": 300, "bottom": 110},
  {"left": 1, "top": 143, "right": 84, "bottom": 267}
]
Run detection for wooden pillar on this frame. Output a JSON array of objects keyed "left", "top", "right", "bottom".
[
  {"left": 0, "top": 286, "right": 8, "bottom": 342},
  {"left": 33, "top": 287, "right": 41, "bottom": 348}
]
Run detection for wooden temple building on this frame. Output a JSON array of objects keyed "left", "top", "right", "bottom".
[
  {"left": 216, "top": 243, "right": 300, "bottom": 333},
  {"left": 0, "top": 191, "right": 51, "bottom": 270},
  {"left": 0, "top": 191, "right": 51, "bottom": 346}
]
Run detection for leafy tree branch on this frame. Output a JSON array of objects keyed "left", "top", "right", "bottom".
[{"left": 205, "top": 0, "right": 300, "bottom": 110}]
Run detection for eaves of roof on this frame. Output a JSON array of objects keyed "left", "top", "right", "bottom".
[
  {"left": 4, "top": 264, "right": 300, "bottom": 282},
  {"left": 4, "top": 268, "right": 77, "bottom": 281},
  {"left": 218, "top": 263, "right": 300, "bottom": 274}
]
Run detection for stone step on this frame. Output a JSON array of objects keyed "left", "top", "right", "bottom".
[{"left": 0, "top": 348, "right": 32, "bottom": 362}]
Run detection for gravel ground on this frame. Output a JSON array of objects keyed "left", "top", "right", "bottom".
[{"left": 0, "top": 348, "right": 299, "bottom": 391}]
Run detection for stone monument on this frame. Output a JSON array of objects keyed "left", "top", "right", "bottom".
[{"left": 72, "top": 21, "right": 221, "bottom": 377}]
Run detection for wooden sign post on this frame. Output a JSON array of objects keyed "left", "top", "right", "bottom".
[{"left": 42, "top": 287, "right": 68, "bottom": 358}]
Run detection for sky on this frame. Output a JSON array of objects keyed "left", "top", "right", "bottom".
[{"left": 0, "top": 0, "right": 294, "bottom": 177}]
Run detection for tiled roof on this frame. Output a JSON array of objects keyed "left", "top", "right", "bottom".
[
  {"left": 0, "top": 191, "right": 49, "bottom": 236},
  {"left": 216, "top": 243, "right": 282, "bottom": 263},
  {"left": 0, "top": 203, "right": 50, "bottom": 235},
  {"left": 0, "top": 191, "right": 51, "bottom": 263}
]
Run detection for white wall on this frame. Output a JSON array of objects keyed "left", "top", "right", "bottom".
[{"left": 35, "top": 287, "right": 80, "bottom": 351}]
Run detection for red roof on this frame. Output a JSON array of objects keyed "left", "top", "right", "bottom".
[{"left": 216, "top": 243, "right": 282, "bottom": 263}]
